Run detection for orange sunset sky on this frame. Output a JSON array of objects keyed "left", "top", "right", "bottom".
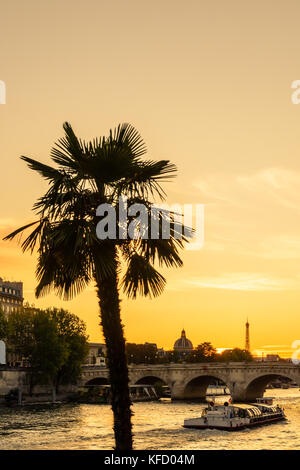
[{"left": 1, "top": 1, "right": 300, "bottom": 356}]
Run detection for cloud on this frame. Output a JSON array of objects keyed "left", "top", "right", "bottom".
[
  {"left": 0, "top": 218, "right": 17, "bottom": 229},
  {"left": 253, "top": 344, "right": 295, "bottom": 358},
  {"left": 257, "top": 236, "right": 300, "bottom": 259},
  {"left": 237, "top": 168, "right": 300, "bottom": 213},
  {"left": 182, "top": 272, "right": 300, "bottom": 291},
  {"left": 193, "top": 167, "right": 300, "bottom": 260},
  {"left": 194, "top": 167, "right": 300, "bottom": 212}
]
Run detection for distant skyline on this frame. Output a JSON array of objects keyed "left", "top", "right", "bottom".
[{"left": 1, "top": 1, "right": 300, "bottom": 356}]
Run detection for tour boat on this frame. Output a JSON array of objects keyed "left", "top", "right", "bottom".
[{"left": 183, "top": 399, "right": 286, "bottom": 431}]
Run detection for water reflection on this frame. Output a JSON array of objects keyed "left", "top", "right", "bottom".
[{"left": 0, "top": 389, "right": 299, "bottom": 449}]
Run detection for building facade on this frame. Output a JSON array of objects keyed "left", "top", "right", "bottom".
[
  {"left": 84, "top": 342, "right": 107, "bottom": 366},
  {"left": 0, "top": 278, "right": 23, "bottom": 317}
]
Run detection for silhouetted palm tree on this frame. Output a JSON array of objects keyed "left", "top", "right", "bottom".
[{"left": 4, "top": 122, "right": 190, "bottom": 450}]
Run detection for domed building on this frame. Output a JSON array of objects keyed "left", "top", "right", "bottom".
[{"left": 174, "top": 329, "right": 193, "bottom": 353}]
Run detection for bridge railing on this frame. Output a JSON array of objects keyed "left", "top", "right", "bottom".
[{"left": 81, "top": 361, "right": 299, "bottom": 371}]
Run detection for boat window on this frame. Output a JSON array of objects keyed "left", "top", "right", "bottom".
[{"left": 246, "top": 408, "right": 261, "bottom": 417}]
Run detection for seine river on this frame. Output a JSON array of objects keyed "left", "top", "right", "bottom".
[{"left": 0, "top": 389, "right": 299, "bottom": 450}]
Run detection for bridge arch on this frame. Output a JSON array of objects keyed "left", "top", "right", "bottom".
[
  {"left": 245, "top": 373, "right": 300, "bottom": 401},
  {"left": 183, "top": 374, "right": 229, "bottom": 400},
  {"left": 85, "top": 377, "right": 109, "bottom": 386},
  {"left": 134, "top": 375, "right": 171, "bottom": 397},
  {"left": 134, "top": 375, "right": 168, "bottom": 386}
]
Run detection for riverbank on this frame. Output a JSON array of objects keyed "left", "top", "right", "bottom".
[{"left": 0, "top": 383, "right": 162, "bottom": 407}]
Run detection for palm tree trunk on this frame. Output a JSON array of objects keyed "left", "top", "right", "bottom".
[{"left": 94, "top": 255, "right": 133, "bottom": 450}]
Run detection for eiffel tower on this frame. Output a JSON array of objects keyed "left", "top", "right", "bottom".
[{"left": 245, "top": 318, "right": 250, "bottom": 352}]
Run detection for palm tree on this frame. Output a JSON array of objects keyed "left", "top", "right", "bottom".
[{"left": 4, "top": 122, "right": 190, "bottom": 450}]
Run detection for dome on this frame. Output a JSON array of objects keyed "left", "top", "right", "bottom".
[{"left": 174, "top": 329, "right": 193, "bottom": 351}]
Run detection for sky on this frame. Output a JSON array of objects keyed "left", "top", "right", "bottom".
[{"left": 1, "top": 1, "right": 300, "bottom": 356}]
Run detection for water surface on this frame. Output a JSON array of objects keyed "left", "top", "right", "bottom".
[{"left": 0, "top": 389, "right": 299, "bottom": 449}]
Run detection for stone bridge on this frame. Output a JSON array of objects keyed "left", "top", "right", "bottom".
[
  {"left": 80, "top": 362, "right": 300, "bottom": 402},
  {"left": 1, "top": 362, "right": 300, "bottom": 402}
]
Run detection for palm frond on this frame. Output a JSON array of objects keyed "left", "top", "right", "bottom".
[
  {"left": 3, "top": 220, "right": 40, "bottom": 242},
  {"left": 35, "top": 222, "right": 93, "bottom": 300},
  {"left": 134, "top": 238, "right": 184, "bottom": 268},
  {"left": 35, "top": 249, "right": 92, "bottom": 300},
  {"left": 113, "top": 159, "right": 177, "bottom": 201},
  {"left": 34, "top": 219, "right": 116, "bottom": 300},
  {"left": 20, "top": 219, "right": 49, "bottom": 253},
  {"left": 21, "top": 156, "right": 64, "bottom": 182},
  {"left": 5, "top": 121, "right": 188, "bottom": 306},
  {"left": 112, "top": 123, "right": 147, "bottom": 159},
  {"left": 122, "top": 254, "right": 166, "bottom": 298},
  {"left": 50, "top": 122, "right": 84, "bottom": 170}
]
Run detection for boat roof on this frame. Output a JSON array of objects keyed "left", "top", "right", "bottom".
[
  {"left": 232, "top": 404, "right": 261, "bottom": 410},
  {"left": 213, "top": 404, "right": 259, "bottom": 410},
  {"left": 250, "top": 403, "right": 279, "bottom": 412},
  {"left": 251, "top": 403, "right": 273, "bottom": 408}
]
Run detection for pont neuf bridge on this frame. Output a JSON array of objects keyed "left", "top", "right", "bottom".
[
  {"left": 1, "top": 362, "right": 300, "bottom": 402},
  {"left": 81, "top": 362, "right": 300, "bottom": 401}
]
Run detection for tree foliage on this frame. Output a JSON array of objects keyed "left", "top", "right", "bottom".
[
  {"left": 46, "top": 307, "right": 89, "bottom": 391},
  {"left": 186, "top": 342, "right": 217, "bottom": 363},
  {"left": 219, "top": 348, "right": 253, "bottom": 362},
  {"left": 7, "top": 306, "right": 89, "bottom": 391},
  {"left": 126, "top": 343, "right": 158, "bottom": 364},
  {"left": 125, "top": 342, "right": 253, "bottom": 364}
]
